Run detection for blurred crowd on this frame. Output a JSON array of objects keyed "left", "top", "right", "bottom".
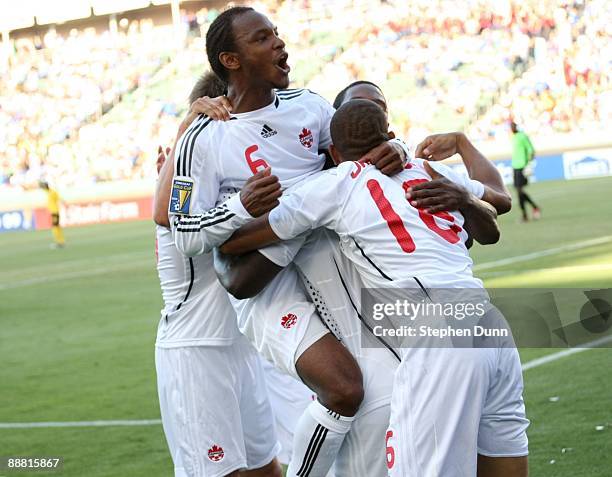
[
  {"left": 0, "top": 0, "right": 609, "bottom": 191},
  {"left": 468, "top": 0, "right": 611, "bottom": 140},
  {"left": 0, "top": 20, "right": 174, "bottom": 190}
]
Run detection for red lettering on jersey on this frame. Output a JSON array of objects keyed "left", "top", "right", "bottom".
[
  {"left": 351, "top": 159, "right": 372, "bottom": 179},
  {"left": 386, "top": 430, "right": 395, "bottom": 469},
  {"left": 245, "top": 145, "right": 270, "bottom": 174},
  {"left": 402, "top": 179, "right": 462, "bottom": 244},
  {"left": 367, "top": 179, "right": 416, "bottom": 253}
]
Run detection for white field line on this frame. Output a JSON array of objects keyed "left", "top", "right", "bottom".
[
  {"left": 479, "top": 263, "right": 612, "bottom": 277},
  {"left": 522, "top": 334, "right": 612, "bottom": 371},
  {"left": 473, "top": 235, "right": 612, "bottom": 271},
  {"left": 1, "top": 338, "right": 610, "bottom": 429},
  {"left": 0, "top": 419, "right": 161, "bottom": 429}
]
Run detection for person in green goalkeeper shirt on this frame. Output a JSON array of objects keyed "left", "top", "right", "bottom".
[{"left": 511, "top": 121, "right": 541, "bottom": 221}]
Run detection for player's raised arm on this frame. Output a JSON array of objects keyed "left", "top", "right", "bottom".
[
  {"left": 414, "top": 132, "right": 511, "bottom": 214},
  {"left": 405, "top": 161, "right": 500, "bottom": 245}
]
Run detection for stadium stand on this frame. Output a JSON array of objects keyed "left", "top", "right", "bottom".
[{"left": 0, "top": 0, "right": 609, "bottom": 192}]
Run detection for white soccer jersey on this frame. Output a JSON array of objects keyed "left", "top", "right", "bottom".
[
  {"left": 268, "top": 158, "right": 486, "bottom": 289},
  {"left": 155, "top": 224, "right": 240, "bottom": 347},
  {"left": 169, "top": 89, "right": 334, "bottom": 260}
]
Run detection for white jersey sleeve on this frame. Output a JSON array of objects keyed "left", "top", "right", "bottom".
[
  {"left": 257, "top": 233, "right": 309, "bottom": 267},
  {"left": 169, "top": 116, "right": 254, "bottom": 257},
  {"left": 268, "top": 171, "right": 340, "bottom": 240},
  {"left": 171, "top": 194, "right": 253, "bottom": 257},
  {"left": 427, "top": 161, "right": 485, "bottom": 199}
]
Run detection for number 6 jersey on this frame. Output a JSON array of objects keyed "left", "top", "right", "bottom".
[
  {"left": 169, "top": 89, "right": 335, "bottom": 258},
  {"left": 175, "top": 89, "right": 333, "bottom": 208}
]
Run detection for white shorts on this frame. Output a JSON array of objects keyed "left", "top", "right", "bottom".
[
  {"left": 295, "top": 229, "right": 400, "bottom": 476},
  {"left": 230, "top": 263, "right": 330, "bottom": 380},
  {"left": 388, "top": 345, "right": 529, "bottom": 476},
  {"left": 155, "top": 336, "right": 281, "bottom": 477}
]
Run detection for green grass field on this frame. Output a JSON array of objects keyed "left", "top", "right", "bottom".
[{"left": 1, "top": 176, "right": 611, "bottom": 476}]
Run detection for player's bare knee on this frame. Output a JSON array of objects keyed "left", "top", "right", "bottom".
[
  {"left": 264, "top": 460, "right": 284, "bottom": 477},
  {"left": 321, "top": 373, "right": 364, "bottom": 416},
  {"left": 295, "top": 334, "right": 364, "bottom": 415}
]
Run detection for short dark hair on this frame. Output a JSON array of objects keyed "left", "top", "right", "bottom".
[
  {"left": 206, "top": 6, "right": 254, "bottom": 81},
  {"left": 330, "top": 99, "right": 389, "bottom": 162},
  {"left": 333, "top": 81, "right": 383, "bottom": 109},
  {"left": 189, "top": 72, "right": 227, "bottom": 105}
]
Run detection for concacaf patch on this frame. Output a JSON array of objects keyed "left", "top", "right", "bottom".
[{"left": 169, "top": 177, "right": 194, "bottom": 215}]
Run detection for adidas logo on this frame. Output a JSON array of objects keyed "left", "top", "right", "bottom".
[{"left": 260, "top": 124, "right": 277, "bottom": 138}]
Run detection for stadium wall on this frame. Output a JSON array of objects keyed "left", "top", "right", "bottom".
[
  {"left": 0, "top": 197, "right": 154, "bottom": 233},
  {"left": 450, "top": 146, "right": 612, "bottom": 187}
]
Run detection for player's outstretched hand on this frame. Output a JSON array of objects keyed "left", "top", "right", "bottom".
[
  {"left": 405, "top": 161, "right": 470, "bottom": 214},
  {"left": 240, "top": 167, "right": 282, "bottom": 217},
  {"left": 156, "top": 145, "right": 171, "bottom": 174},
  {"left": 190, "top": 96, "right": 232, "bottom": 121},
  {"left": 361, "top": 139, "right": 405, "bottom": 176},
  {"left": 415, "top": 132, "right": 465, "bottom": 161}
]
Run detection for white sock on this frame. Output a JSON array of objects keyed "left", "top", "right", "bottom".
[{"left": 287, "top": 399, "right": 355, "bottom": 477}]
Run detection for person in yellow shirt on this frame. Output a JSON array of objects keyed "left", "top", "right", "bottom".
[{"left": 40, "top": 182, "right": 66, "bottom": 248}]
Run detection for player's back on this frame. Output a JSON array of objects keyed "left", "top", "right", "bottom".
[
  {"left": 271, "top": 159, "right": 484, "bottom": 290},
  {"left": 338, "top": 159, "right": 482, "bottom": 288},
  {"left": 155, "top": 225, "right": 240, "bottom": 347}
]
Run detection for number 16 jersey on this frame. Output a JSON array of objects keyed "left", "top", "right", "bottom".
[{"left": 268, "top": 158, "right": 486, "bottom": 290}]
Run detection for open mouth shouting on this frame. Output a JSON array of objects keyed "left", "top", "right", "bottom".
[{"left": 276, "top": 52, "right": 291, "bottom": 75}]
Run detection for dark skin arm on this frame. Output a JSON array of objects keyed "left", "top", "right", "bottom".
[
  {"left": 219, "top": 213, "right": 280, "bottom": 257},
  {"left": 213, "top": 248, "right": 282, "bottom": 299},
  {"left": 459, "top": 196, "right": 500, "bottom": 245},
  {"left": 407, "top": 162, "right": 500, "bottom": 245},
  {"left": 413, "top": 132, "right": 512, "bottom": 214}
]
